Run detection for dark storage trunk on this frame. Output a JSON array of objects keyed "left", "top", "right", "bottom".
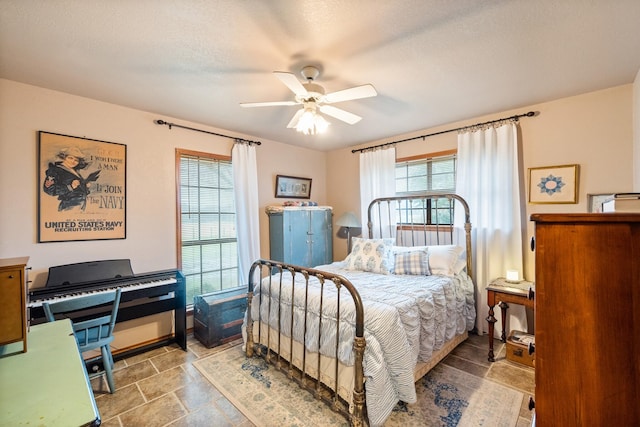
[{"left": 193, "top": 288, "right": 247, "bottom": 348}]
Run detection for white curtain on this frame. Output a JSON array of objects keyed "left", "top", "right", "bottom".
[
  {"left": 232, "top": 142, "right": 261, "bottom": 287},
  {"left": 359, "top": 147, "right": 396, "bottom": 238},
  {"left": 455, "top": 121, "right": 526, "bottom": 335}
]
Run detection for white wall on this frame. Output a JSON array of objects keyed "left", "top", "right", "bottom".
[
  {"left": 0, "top": 78, "right": 329, "bottom": 283},
  {"left": 0, "top": 78, "right": 328, "bottom": 348},
  {"left": 327, "top": 84, "right": 635, "bottom": 281},
  {"left": 2, "top": 78, "right": 636, "bottom": 346}
]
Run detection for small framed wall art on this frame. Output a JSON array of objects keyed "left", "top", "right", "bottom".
[
  {"left": 275, "top": 175, "right": 312, "bottom": 199},
  {"left": 528, "top": 164, "right": 579, "bottom": 204}
]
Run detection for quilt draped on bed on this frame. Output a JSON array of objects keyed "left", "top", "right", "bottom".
[{"left": 245, "top": 260, "right": 475, "bottom": 427}]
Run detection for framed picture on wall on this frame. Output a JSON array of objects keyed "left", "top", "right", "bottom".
[
  {"left": 528, "top": 164, "right": 580, "bottom": 204},
  {"left": 38, "top": 131, "right": 127, "bottom": 242},
  {"left": 275, "top": 175, "right": 312, "bottom": 199}
]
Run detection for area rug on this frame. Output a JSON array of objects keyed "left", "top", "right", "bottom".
[{"left": 193, "top": 344, "right": 523, "bottom": 427}]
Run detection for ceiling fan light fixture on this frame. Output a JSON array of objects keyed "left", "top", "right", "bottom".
[
  {"left": 295, "top": 108, "right": 329, "bottom": 135},
  {"left": 241, "top": 65, "right": 376, "bottom": 133},
  {"left": 313, "top": 113, "right": 330, "bottom": 134}
]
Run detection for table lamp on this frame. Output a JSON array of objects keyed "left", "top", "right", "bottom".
[{"left": 335, "top": 211, "right": 361, "bottom": 253}]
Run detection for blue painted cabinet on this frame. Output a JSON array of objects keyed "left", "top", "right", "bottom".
[{"left": 267, "top": 206, "right": 333, "bottom": 267}]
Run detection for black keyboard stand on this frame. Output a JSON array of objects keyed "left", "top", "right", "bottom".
[{"left": 29, "top": 266, "right": 187, "bottom": 365}]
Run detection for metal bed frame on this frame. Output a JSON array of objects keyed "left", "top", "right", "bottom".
[{"left": 245, "top": 193, "right": 473, "bottom": 426}]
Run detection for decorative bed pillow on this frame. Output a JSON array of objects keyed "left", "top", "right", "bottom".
[
  {"left": 392, "top": 245, "right": 428, "bottom": 253},
  {"left": 344, "top": 237, "right": 394, "bottom": 274},
  {"left": 394, "top": 248, "right": 430, "bottom": 275},
  {"left": 427, "top": 245, "right": 465, "bottom": 276},
  {"left": 453, "top": 256, "right": 467, "bottom": 275}
]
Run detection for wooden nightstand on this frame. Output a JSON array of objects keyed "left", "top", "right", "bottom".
[{"left": 486, "top": 277, "right": 534, "bottom": 362}]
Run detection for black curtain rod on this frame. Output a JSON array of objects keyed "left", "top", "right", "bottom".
[
  {"left": 351, "top": 111, "right": 536, "bottom": 154},
  {"left": 154, "top": 119, "right": 262, "bottom": 145}
]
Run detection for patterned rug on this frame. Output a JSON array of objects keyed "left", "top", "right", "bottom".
[{"left": 193, "top": 344, "right": 523, "bottom": 427}]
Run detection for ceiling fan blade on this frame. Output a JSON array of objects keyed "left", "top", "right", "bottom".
[
  {"left": 324, "top": 84, "right": 377, "bottom": 103},
  {"left": 319, "top": 105, "right": 362, "bottom": 125},
  {"left": 286, "top": 109, "right": 305, "bottom": 128},
  {"left": 240, "top": 101, "right": 298, "bottom": 108},
  {"left": 274, "top": 71, "right": 308, "bottom": 97}
]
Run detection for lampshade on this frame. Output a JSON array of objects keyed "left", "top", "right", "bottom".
[
  {"left": 295, "top": 109, "right": 329, "bottom": 135},
  {"left": 335, "top": 211, "right": 361, "bottom": 228}
]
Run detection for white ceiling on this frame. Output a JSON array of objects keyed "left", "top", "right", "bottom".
[{"left": 2, "top": 1, "right": 640, "bottom": 151}]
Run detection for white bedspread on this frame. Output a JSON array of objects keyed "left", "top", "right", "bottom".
[{"left": 247, "top": 261, "right": 475, "bottom": 427}]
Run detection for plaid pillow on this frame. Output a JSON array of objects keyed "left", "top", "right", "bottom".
[{"left": 394, "top": 249, "right": 430, "bottom": 275}]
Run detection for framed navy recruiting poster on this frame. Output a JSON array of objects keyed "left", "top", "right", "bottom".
[{"left": 38, "top": 131, "right": 126, "bottom": 242}]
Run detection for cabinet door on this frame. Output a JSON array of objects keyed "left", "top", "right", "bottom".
[
  {"left": 0, "top": 268, "right": 25, "bottom": 344},
  {"left": 309, "top": 209, "right": 332, "bottom": 267},
  {"left": 268, "top": 212, "right": 285, "bottom": 262},
  {"left": 283, "top": 209, "right": 311, "bottom": 266}
]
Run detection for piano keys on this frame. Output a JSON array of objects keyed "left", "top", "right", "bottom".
[{"left": 28, "top": 259, "right": 187, "bottom": 355}]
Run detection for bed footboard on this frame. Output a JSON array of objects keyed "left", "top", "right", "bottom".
[
  {"left": 245, "top": 193, "right": 475, "bottom": 426},
  {"left": 245, "top": 259, "right": 367, "bottom": 427}
]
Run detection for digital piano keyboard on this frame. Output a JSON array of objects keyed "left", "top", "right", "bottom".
[{"left": 28, "top": 259, "right": 187, "bottom": 354}]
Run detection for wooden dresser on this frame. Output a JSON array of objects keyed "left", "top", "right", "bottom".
[
  {"left": 0, "top": 256, "right": 30, "bottom": 352},
  {"left": 530, "top": 214, "right": 639, "bottom": 426}
]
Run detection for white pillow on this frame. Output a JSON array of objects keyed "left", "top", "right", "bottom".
[
  {"left": 453, "top": 257, "right": 467, "bottom": 275},
  {"left": 427, "top": 245, "right": 465, "bottom": 276},
  {"left": 344, "top": 237, "right": 394, "bottom": 274},
  {"left": 394, "top": 248, "right": 430, "bottom": 275}
]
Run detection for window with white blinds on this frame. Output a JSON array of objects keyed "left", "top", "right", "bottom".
[
  {"left": 395, "top": 154, "right": 457, "bottom": 225},
  {"left": 177, "top": 151, "right": 239, "bottom": 305}
]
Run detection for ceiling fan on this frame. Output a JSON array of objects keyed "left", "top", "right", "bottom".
[{"left": 240, "top": 66, "right": 377, "bottom": 134}]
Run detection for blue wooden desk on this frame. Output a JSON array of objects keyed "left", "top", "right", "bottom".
[{"left": 0, "top": 319, "right": 100, "bottom": 426}]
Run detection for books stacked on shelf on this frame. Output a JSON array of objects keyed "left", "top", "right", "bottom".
[{"left": 602, "top": 193, "right": 640, "bottom": 212}]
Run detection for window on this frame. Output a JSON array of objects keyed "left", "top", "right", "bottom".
[
  {"left": 177, "top": 150, "right": 239, "bottom": 305},
  {"left": 395, "top": 152, "right": 456, "bottom": 225}
]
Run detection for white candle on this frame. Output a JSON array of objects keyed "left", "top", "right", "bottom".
[{"left": 506, "top": 270, "right": 519, "bottom": 282}]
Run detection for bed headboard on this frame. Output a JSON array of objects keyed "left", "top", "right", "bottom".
[{"left": 366, "top": 193, "right": 473, "bottom": 280}]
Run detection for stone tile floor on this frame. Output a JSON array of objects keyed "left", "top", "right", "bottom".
[{"left": 92, "top": 333, "right": 534, "bottom": 426}]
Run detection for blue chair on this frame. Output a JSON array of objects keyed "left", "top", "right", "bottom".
[{"left": 43, "top": 288, "right": 122, "bottom": 393}]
